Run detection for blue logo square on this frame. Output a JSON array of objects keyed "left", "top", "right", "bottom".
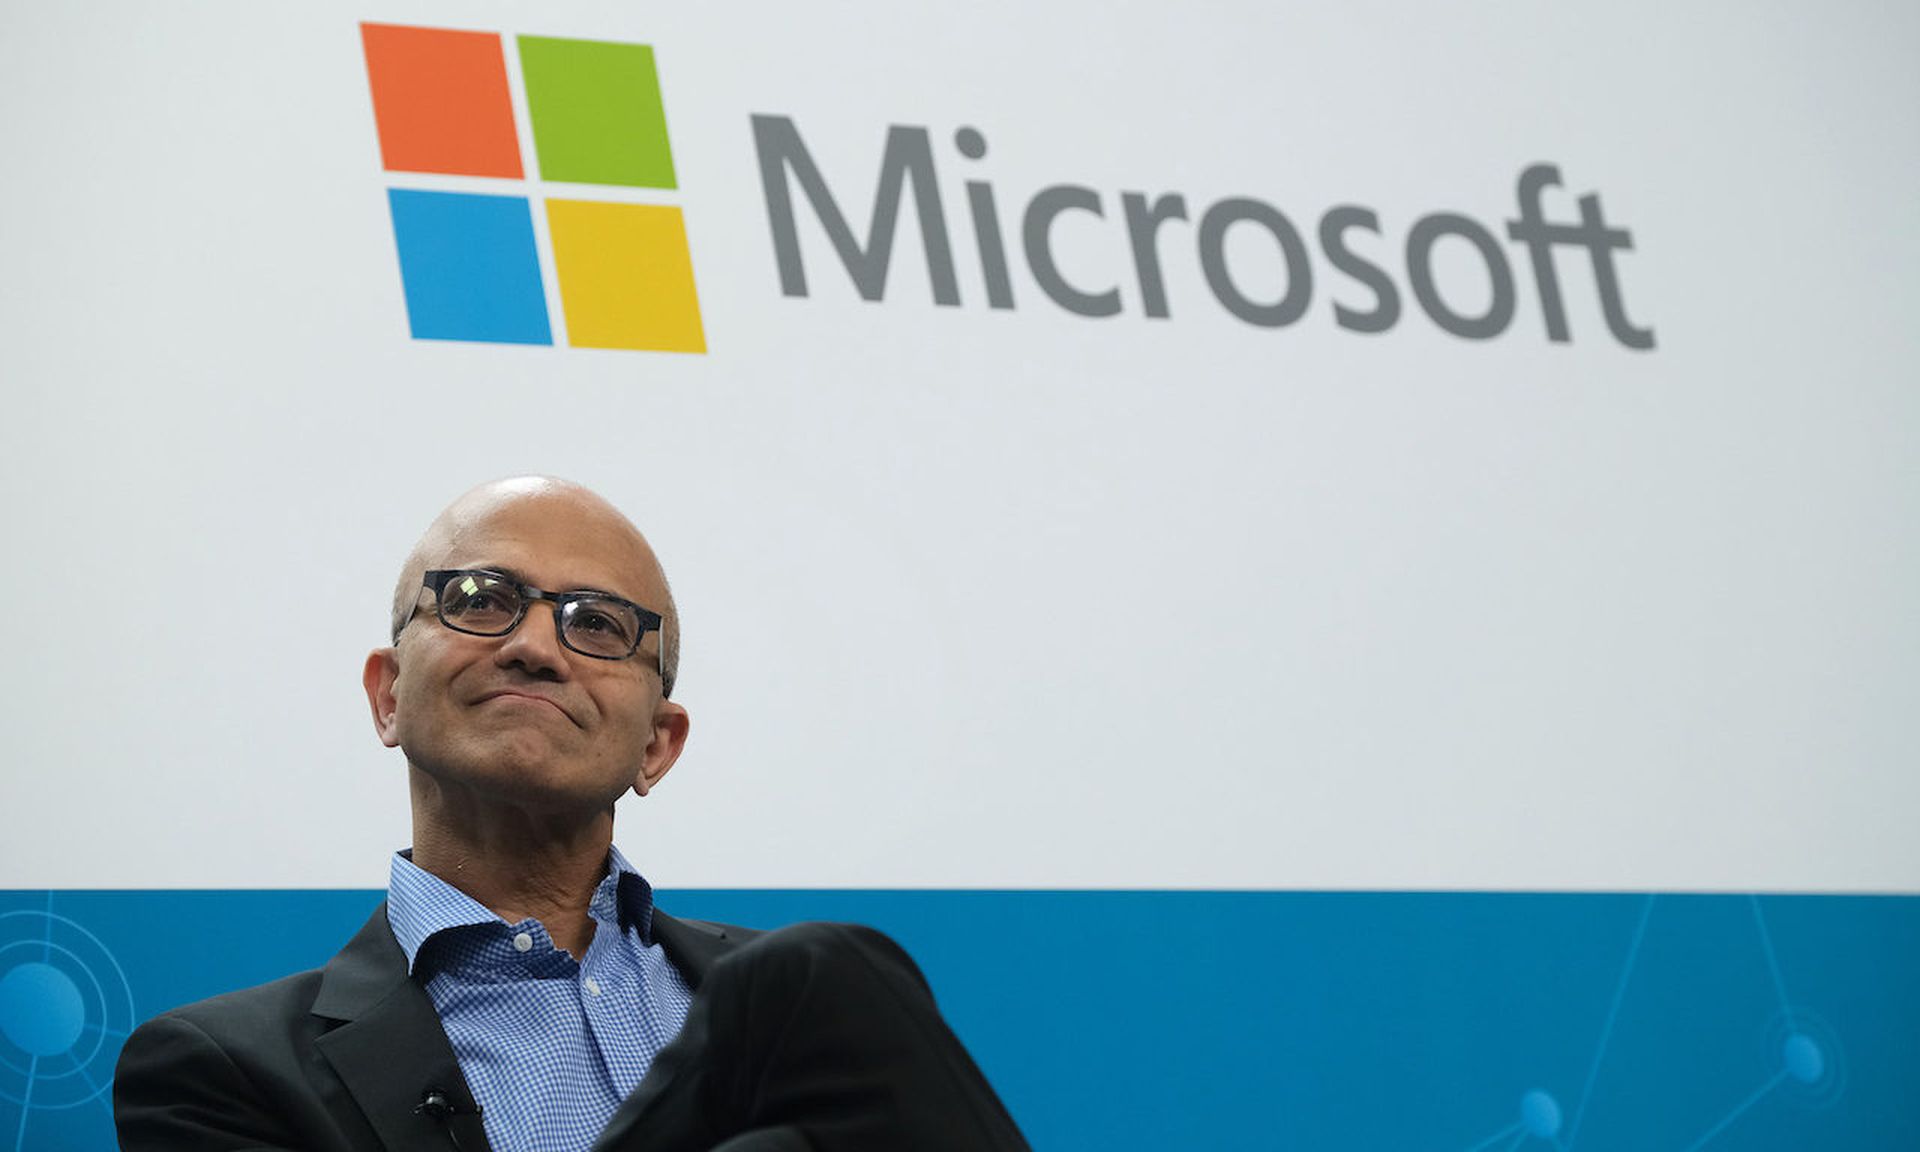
[{"left": 387, "top": 189, "right": 552, "bottom": 344}]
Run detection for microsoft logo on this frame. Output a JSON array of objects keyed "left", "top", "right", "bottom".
[{"left": 360, "top": 23, "right": 705, "bottom": 353}]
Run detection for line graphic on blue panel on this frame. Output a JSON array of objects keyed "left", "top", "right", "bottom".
[
  {"left": 12, "top": 1056, "right": 33, "bottom": 1152},
  {"left": 1679, "top": 1069, "right": 1788, "bottom": 1152},
  {"left": 75, "top": 1061, "right": 108, "bottom": 1119},
  {"left": 1464, "top": 1119, "right": 1523, "bottom": 1151},
  {"left": 1749, "top": 895, "right": 1794, "bottom": 1021},
  {"left": 1563, "top": 893, "right": 1652, "bottom": 1151},
  {"left": 1431, "top": 887, "right": 1880, "bottom": 1152}
]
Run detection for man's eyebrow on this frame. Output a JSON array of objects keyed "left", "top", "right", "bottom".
[
  {"left": 462, "top": 563, "right": 528, "bottom": 585},
  {"left": 468, "top": 565, "right": 624, "bottom": 599}
]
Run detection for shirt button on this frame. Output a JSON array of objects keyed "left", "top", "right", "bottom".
[
  {"left": 512, "top": 932, "right": 534, "bottom": 953},
  {"left": 585, "top": 977, "right": 602, "bottom": 996}
]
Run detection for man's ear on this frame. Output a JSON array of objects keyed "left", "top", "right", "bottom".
[
  {"left": 633, "top": 700, "right": 691, "bottom": 797},
  {"left": 363, "top": 648, "right": 403, "bottom": 749}
]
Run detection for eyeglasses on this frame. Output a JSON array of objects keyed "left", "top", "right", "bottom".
[{"left": 411, "top": 569, "right": 663, "bottom": 664}]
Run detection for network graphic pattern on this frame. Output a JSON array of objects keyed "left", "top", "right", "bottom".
[
  {"left": 0, "top": 890, "right": 1891, "bottom": 1151},
  {"left": 1459, "top": 896, "right": 1841, "bottom": 1152},
  {"left": 0, "top": 900, "right": 135, "bottom": 1152}
]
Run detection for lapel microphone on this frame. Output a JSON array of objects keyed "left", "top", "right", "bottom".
[{"left": 416, "top": 1088, "right": 483, "bottom": 1151}]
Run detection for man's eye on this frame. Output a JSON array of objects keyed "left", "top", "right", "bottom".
[
  {"left": 458, "top": 591, "right": 512, "bottom": 614},
  {"left": 571, "top": 607, "right": 632, "bottom": 640}
]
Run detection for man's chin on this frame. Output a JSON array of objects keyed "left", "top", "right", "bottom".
[
  {"left": 480, "top": 776, "right": 614, "bottom": 815},
  {"left": 410, "top": 750, "right": 627, "bottom": 817}
]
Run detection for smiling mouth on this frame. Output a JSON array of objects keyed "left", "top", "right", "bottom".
[{"left": 476, "top": 691, "right": 574, "bottom": 722}]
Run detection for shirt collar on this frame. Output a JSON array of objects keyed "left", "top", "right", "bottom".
[
  {"left": 385, "top": 845, "right": 659, "bottom": 975},
  {"left": 602, "top": 844, "right": 659, "bottom": 939}
]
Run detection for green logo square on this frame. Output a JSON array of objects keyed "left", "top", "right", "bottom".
[{"left": 517, "top": 35, "right": 677, "bottom": 189}]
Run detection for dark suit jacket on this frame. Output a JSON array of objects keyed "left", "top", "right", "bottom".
[{"left": 113, "top": 902, "right": 759, "bottom": 1152}]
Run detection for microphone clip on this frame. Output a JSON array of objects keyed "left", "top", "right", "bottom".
[{"left": 415, "top": 1088, "right": 483, "bottom": 1120}]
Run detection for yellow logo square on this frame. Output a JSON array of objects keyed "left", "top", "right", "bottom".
[{"left": 546, "top": 200, "right": 705, "bottom": 353}]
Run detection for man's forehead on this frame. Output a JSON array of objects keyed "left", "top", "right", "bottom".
[{"left": 424, "top": 486, "right": 660, "bottom": 596}]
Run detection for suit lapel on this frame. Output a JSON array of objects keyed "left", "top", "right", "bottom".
[
  {"left": 311, "top": 905, "right": 492, "bottom": 1152},
  {"left": 649, "top": 909, "right": 745, "bottom": 990}
]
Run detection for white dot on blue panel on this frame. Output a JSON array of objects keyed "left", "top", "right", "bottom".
[
  {"left": 1520, "top": 1090, "right": 1562, "bottom": 1138},
  {"left": 1783, "top": 1033, "right": 1824, "bottom": 1084}
]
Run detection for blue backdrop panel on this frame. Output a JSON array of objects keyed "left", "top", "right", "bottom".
[{"left": 1, "top": 890, "right": 1914, "bottom": 1151}]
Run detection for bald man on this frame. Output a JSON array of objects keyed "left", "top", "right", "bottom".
[{"left": 113, "top": 479, "right": 1027, "bottom": 1152}]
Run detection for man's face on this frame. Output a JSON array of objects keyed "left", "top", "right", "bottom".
[{"left": 364, "top": 488, "right": 685, "bottom": 814}]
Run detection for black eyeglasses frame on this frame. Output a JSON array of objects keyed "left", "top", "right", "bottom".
[{"left": 410, "top": 568, "right": 664, "bottom": 665}]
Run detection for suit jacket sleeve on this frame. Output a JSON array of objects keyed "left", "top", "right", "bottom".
[{"left": 115, "top": 1011, "right": 306, "bottom": 1152}]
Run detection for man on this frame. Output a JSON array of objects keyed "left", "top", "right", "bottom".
[{"left": 113, "top": 477, "right": 1027, "bottom": 1152}]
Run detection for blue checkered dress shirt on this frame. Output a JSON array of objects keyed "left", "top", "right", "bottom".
[{"left": 386, "top": 847, "right": 695, "bottom": 1152}]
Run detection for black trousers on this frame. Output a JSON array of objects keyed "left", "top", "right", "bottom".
[{"left": 591, "top": 922, "right": 1031, "bottom": 1152}]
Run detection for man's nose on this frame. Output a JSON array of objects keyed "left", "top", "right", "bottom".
[{"left": 493, "top": 600, "right": 570, "bottom": 677}]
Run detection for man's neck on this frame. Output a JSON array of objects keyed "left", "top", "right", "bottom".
[{"left": 408, "top": 778, "right": 617, "bottom": 959}]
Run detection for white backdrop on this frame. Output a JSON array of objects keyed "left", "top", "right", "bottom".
[{"left": 2, "top": 1, "right": 1915, "bottom": 892}]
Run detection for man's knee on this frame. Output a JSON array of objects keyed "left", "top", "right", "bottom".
[
  {"left": 721, "top": 921, "right": 925, "bottom": 983},
  {"left": 713, "top": 922, "right": 935, "bottom": 1018}
]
